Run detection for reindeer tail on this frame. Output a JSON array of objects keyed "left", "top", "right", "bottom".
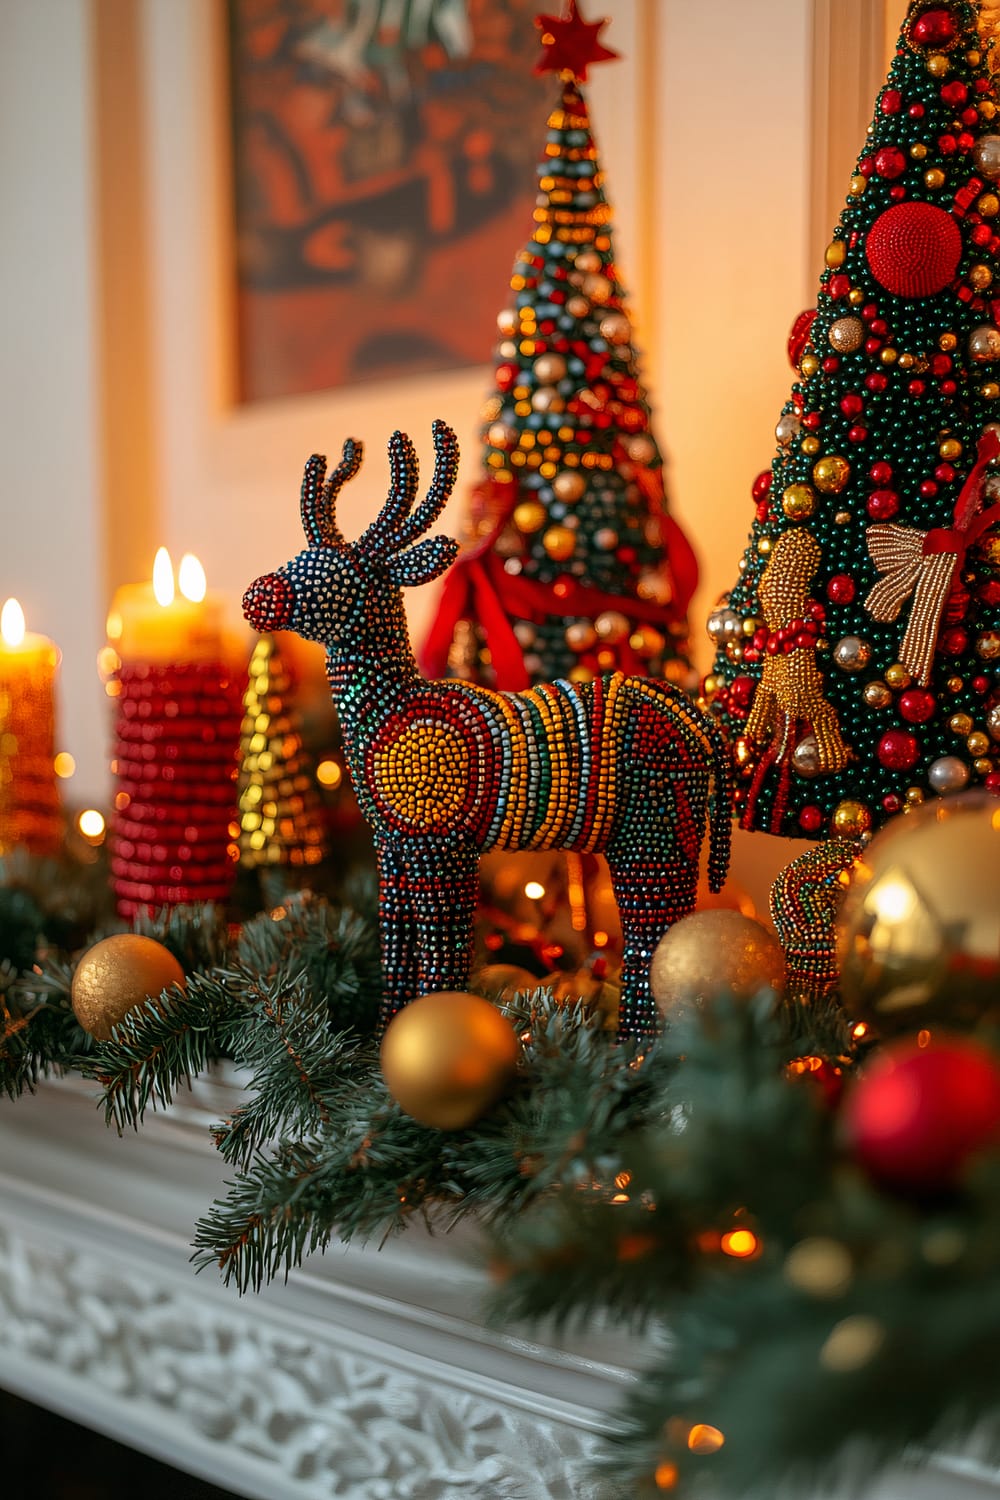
[{"left": 705, "top": 712, "right": 733, "bottom": 894}]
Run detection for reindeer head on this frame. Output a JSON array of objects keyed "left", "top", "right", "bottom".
[{"left": 243, "top": 420, "right": 460, "bottom": 651}]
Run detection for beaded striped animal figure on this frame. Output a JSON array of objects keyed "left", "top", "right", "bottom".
[{"left": 243, "top": 421, "right": 731, "bottom": 1038}]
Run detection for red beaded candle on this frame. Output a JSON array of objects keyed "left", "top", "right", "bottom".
[
  {"left": 0, "top": 598, "right": 62, "bottom": 854},
  {"left": 105, "top": 550, "right": 243, "bottom": 917}
]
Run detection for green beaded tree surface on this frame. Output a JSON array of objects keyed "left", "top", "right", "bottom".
[
  {"left": 707, "top": 0, "right": 1000, "bottom": 844},
  {"left": 422, "top": 0, "right": 697, "bottom": 691}
]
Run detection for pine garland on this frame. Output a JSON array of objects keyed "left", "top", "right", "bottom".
[{"left": 4, "top": 850, "right": 1000, "bottom": 1494}]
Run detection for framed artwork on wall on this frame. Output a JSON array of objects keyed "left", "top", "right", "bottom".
[{"left": 227, "top": 0, "right": 553, "bottom": 402}]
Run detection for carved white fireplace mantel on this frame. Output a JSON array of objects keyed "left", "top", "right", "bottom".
[{"left": 0, "top": 1075, "right": 999, "bottom": 1500}]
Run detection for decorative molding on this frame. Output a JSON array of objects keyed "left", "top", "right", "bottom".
[{"left": 808, "top": 0, "right": 892, "bottom": 278}]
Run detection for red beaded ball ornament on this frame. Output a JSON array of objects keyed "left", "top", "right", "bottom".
[
  {"left": 865, "top": 202, "right": 963, "bottom": 298},
  {"left": 843, "top": 1037, "right": 1000, "bottom": 1192},
  {"left": 905, "top": 6, "right": 959, "bottom": 52},
  {"left": 877, "top": 729, "right": 920, "bottom": 770}
]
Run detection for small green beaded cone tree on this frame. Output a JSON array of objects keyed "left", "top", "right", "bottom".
[
  {"left": 422, "top": 0, "right": 698, "bottom": 691},
  {"left": 706, "top": 0, "right": 1000, "bottom": 844}
]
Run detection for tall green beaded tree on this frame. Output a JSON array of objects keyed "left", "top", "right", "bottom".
[
  {"left": 422, "top": 0, "right": 697, "bottom": 691},
  {"left": 707, "top": 0, "right": 1000, "bottom": 844}
]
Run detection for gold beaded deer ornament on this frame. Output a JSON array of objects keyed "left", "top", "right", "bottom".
[{"left": 243, "top": 421, "right": 731, "bottom": 1038}]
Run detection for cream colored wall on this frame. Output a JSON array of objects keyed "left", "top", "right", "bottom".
[{"left": 1, "top": 0, "right": 902, "bottom": 907}]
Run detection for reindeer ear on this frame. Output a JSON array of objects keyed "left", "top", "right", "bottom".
[{"left": 386, "top": 535, "right": 458, "bottom": 587}]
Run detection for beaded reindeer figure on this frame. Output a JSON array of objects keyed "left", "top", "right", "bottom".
[{"left": 244, "top": 421, "right": 731, "bottom": 1039}]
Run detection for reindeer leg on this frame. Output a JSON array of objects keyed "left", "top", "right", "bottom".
[
  {"left": 609, "top": 755, "right": 708, "bottom": 1044},
  {"left": 376, "top": 841, "right": 420, "bottom": 1033},
  {"left": 409, "top": 838, "right": 480, "bottom": 997}
]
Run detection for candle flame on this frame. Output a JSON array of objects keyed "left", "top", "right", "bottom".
[
  {"left": 153, "top": 547, "right": 175, "bottom": 607},
  {"left": 178, "top": 553, "right": 207, "bottom": 603},
  {"left": 0, "top": 599, "right": 25, "bottom": 647}
]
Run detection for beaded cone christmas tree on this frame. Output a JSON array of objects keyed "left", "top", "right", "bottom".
[
  {"left": 234, "top": 633, "right": 328, "bottom": 870},
  {"left": 706, "top": 0, "right": 1000, "bottom": 843},
  {"left": 422, "top": 0, "right": 698, "bottom": 691}
]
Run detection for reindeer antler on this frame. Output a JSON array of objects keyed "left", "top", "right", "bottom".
[
  {"left": 357, "top": 431, "right": 419, "bottom": 555},
  {"left": 361, "top": 421, "right": 460, "bottom": 558},
  {"left": 300, "top": 439, "right": 363, "bottom": 549}
]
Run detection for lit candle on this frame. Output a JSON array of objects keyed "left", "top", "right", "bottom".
[
  {"left": 0, "top": 599, "right": 62, "bottom": 854},
  {"left": 106, "top": 550, "right": 244, "bottom": 917}
]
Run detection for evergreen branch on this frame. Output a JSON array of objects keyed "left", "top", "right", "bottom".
[
  {"left": 213, "top": 968, "right": 370, "bottom": 1167},
  {"left": 81, "top": 969, "right": 244, "bottom": 1131}
]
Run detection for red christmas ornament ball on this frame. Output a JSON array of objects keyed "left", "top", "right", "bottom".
[
  {"left": 909, "top": 7, "right": 958, "bottom": 50},
  {"left": 843, "top": 1037, "right": 1000, "bottom": 1192},
  {"left": 874, "top": 145, "right": 907, "bottom": 180},
  {"left": 898, "top": 688, "right": 937, "bottom": 723},
  {"left": 866, "top": 202, "right": 963, "bottom": 298},
  {"left": 877, "top": 729, "right": 920, "bottom": 771}
]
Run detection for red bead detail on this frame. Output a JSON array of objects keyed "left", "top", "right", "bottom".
[
  {"left": 930, "top": 353, "right": 953, "bottom": 375},
  {"left": 849, "top": 425, "right": 869, "bottom": 443},
  {"left": 867, "top": 488, "right": 900, "bottom": 519},
  {"left": 866, "top": 372, "right": 890, "bottom": 393},
  {"left": 822, "top": 356, "right": 840, "bottom": 373},
  {"left": 974, "top": 675, "right": 990, "bottom": 693},
  {"left": 496, "top": 363, "right": 517, "bottom": 391},
  {"left": 972, "top": 223, "right": 993, "bottom": 247},
  {"left": 958, "top": 132, "right": 976, "bottom": 152},
  {"left": 870, "top": 461, "right": 893, "bottom": 483},
  {"left": 798, "top": 805, "right": 823, "bottom": 833},
  {"left": 934, "top": 463, "right": 956, "bottom": 483},
  {"left": 881, "top": 89, "right": 902, "bottom": 114},
  {"left": 858, "top": 156, "right": 875, "bottom": 179},
  {"left": 878, "top": 729, "right": 920, "bottom": 770},
  {"left": 908, "top": 379, "right": 927, "bottom": 397},
  {"left": 980, "top": 581, "right": 1000, "bottom": 606},
  {"left": 940, "top": 80, "right": 968, "bottom": 106},
  {"left": 875, "top": 146, "right": 907, "bottom": 179},
  {"left": 870, "top": 318, "right": 889, "bottom": 335},
  {"left": 938, "top": 133, "right": 958, "bottom": 155},
  {"left": 865, "top": 202, "right": 963, "bottom": 297},
  {"left": 883, "top": 794, "right": 903, "bottom": 815},
  {"left": 898, "top": 688, "right": 937, "bottom": 723},
  {"left": 752, "top": 470, "right": 772, "bottom": 502},
  {"left": 828, "top": 275, "right": 851, "bottom": 300},
  {"left": 919, "top": 479, "right": 939, "bottom": 498},
  {"left": 242, "top": 572, "right": 294, "bottom": 632},
  {"left": 803, "top": 412, "right": 822, "bottom": 431},
  {"left": 986, "top": 772, "right": 1000, "bottom": 790},
  {"left": 862, "top": 303, "right": 879, "bottom": 322},
  {"left": 865, "top": 337, "right": 883, "bottom": 355},
  {"left": 826, "top": 574, "right": 856, "bottom": 604},
  {"left": 729, "top": 676, "right": 756, "bottom": 709},
  {"left": 909, "top": 102, "right": 926, "bottom": 119},
  {"left": 941, "top": 626, "right": 968, "bottom": 653},
  {"left": 840, "top": 393, "right": 864, "bottom": 417}
]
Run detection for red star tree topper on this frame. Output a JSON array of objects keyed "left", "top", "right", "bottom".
[{"left": 535, "top": 0, "right": 619, "bottom": 82}]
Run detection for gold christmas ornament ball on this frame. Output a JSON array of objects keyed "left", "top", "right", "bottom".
[
  {"left": 782, "top": 483, "right": 816, "bottom": 521},
  {"left": 542, "top": 524, "right": 576, "bottom": 561},
  {"left": 71, "top": 934, "right": 186, "bottom": 1041},
  {"left": 513, "top": 500, "right": 547, "bottom": 534},
  {"left": 813, "top": 454, "right": 851, "bottom": 494},
  {"left": 650, "top": 911, "right": 785, "bottom": 1015},
  {"left": 380, "top": 992, "right": 520, "bottom": 1130},
  {"left": 553, "top": 469, "right": 586, "bottom": 503},
  {"left": 837, "top": 791, "right": 1000, "bottom": 1036}
]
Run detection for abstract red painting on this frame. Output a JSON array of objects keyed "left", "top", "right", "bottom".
[{"left": 228, "top": 0, "right": 553, "bottom": 401}]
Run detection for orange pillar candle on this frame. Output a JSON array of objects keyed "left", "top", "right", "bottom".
[
  {"left": 0, "top": 599, "right": 62, "bottom": 854},
  {"left": 105, "top": 550, "right": 244, "bottom": 917}
]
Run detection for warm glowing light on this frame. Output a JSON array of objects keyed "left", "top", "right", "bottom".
[
  {"left": 1, "top": 598, "right": 26, "bottom": 647},
  {"left": 316, "top": 758, "right": 343, "bottom": 789},
  {"left": 687, "top": 1424, "right": 725, "bottom": 1455},
  {"left": 721, "top": 1229, "right": 759, "bottom": 1259},
  {"left": 152, "top": 547, "right": 175, "bottom": 606},
  {"left": 654, "top": 1461, "right": 679, "bottom": 1490},
  {"left": 615, "top": 1171, "right": 631, "bottom": 1189},
  {"left": 593, "top": 930, "right": 609, "bottom": 948},
  {"left": 524, "top": 880, "right": 546, "bottom": 900},
  {"left": 178, "top": 553, "right": 207, "bottom": 603},
  {"left": 54, "top": 752, "right": 76, "bottom": 779},
  {"left": 869, "top": 873, "right": 918, "bottom": 924},
  {"left": 852, "top": 1021, "right": 870, "bottom": 1041},
  {"left": 78, "top": 808, "right": 106, "bottom": 840},
  {"left": 106, "top": 609, "right": 123, "bottom": 642},
  {"left": 918, "top": 1028, "right": 932, "bottom": 1048}
]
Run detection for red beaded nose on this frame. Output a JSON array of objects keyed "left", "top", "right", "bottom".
[{"left": 243, "top": 572, "right": 294, "bottom": 631}]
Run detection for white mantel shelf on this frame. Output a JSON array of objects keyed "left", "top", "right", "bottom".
[{"left": 0, "top": 1076, "right": 999, "bottom": 1500}]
